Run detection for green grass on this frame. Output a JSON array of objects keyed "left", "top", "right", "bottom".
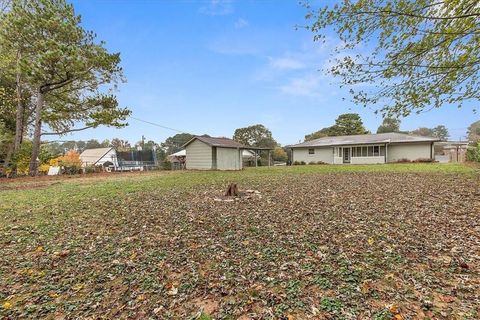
[{"left": 0, "top": 162, "right": 476, "bottom": 208}]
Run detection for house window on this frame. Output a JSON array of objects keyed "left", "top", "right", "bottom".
[
  {"left": 368, "top": 146, "right": 373, "bottom": 156},
  {"left": 362, "top": 146, "right": 367, "bottom": 157},
  {"left": 308, "top": 148, "right": 315, "bottom": 154},
  {"left": 351, "top": 145, "right": 384, "bottom": 157}
]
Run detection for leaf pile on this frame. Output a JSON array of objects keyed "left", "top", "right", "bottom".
[{"left": 1, "top": 171, "right": 479, "bottom": 319}]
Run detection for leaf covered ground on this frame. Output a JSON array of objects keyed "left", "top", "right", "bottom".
[{"left": 1, "top": 164, "right": 479, "bottom": 319}]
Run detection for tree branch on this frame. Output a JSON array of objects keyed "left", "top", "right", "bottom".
[{"left": 41, "top": 125, "right": 93, "bottom": 136}]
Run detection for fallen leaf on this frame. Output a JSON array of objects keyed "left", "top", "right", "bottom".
[
  {"left": 2, "top": 301, "right": 12, "bottom": 310},
  {"left": 167, "top": 287, "right": 178, "bottom": 296}
]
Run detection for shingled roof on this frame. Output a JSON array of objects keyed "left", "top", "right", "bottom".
[
  {"left": 288, "top": 132, "right": 439, "bottom": 148},
  {"left": 183, "top": 136, "right": 247, "bottom": 149}
]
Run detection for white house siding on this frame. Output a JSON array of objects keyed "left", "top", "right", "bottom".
[
  {"left": 293, "top": 147, "right": 333, "bottom": 164},
  {"left": 333, "top": 156, "right": 343, "bottom": 164},
  {"left": 185, "top": 139, "right": 213, "bottom": 170},
  {"left": 216, "top": 147, "right": 242, "bottom": 170},
  {"left": 387, "top": 143, "right": 433, "bottom": 162},
  {"left": 351, "top": 156, "right": 384, "bottom": 164}
]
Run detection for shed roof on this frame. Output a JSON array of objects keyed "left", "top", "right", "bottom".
[
  {"left": 183, "top": 136, "right": 247, "bottom": 149},
  {"left": 288, "top": 132, "right": 439, "bottom": 148},
  {"left": 79, "top": 147, "right": 115, "bottom": 165}
]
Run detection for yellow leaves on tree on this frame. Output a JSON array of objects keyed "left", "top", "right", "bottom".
[{"left": 50, "top": 150, "right": 82, "bottom": 167}]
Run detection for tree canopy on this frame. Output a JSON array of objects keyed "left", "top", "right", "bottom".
[
  {"left": 411, "top": 125, "right": 450, "bottom": 140},
  {"left": 305, "top": 113, "right": 369, "bottom": 141},
  {"left": 305, "top": 0, "right": 480, "bottom": 116},
  {"left": 161, "top": 133, "right": 195, "bottom": 155},
  {"left": 377, "top": 118, "right": 401, "bottom": 133},
  {"left": 467, "top": 120, "right": 480, "bottom": 142},
  {"left": 0, "top": 0, "right": 130, "bottom": 175},
  {"left": 233, "top": 124, "right": 277, "bottom": 148}
]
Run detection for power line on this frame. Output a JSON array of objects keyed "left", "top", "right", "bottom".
[{"left": 129, "top": 116, "right": 186, "bottom": 134}]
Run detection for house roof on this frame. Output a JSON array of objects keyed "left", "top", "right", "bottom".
[
  {"left": 183, "top": 136, "right": 247, "bottom": 149},
  {"left": 288, "top": 132, "right": 440, "bottom": 148},
  {"left": 79, "top": 147, "right": 115, "bottom": 165}
]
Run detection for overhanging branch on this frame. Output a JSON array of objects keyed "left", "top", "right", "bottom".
[{"left": 41, "top": 125, "right": 93, "bottom": 136}]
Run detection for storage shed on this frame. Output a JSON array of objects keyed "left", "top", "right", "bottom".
[{"left": 183, "top": 136, "right": 247, "bottom": 170}]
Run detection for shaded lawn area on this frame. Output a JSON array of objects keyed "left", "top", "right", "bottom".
[{"left": 1, "top": 164, "right": 479, "bottom": 319}]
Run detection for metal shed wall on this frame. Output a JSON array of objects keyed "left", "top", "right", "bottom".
[
  {"left": 216, "top": 147, "right": 242, "bottom": 170},
  {"left": 185, "top": 139, "right": 213, "bottom": 170}
]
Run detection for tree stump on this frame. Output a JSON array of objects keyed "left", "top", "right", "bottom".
[{"left": 225, "top": 183, "right": 239, "bottom": 197}]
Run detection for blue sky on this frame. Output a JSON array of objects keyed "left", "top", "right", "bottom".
[{"left": 61, "top": 0, "right": 477, "bottom": 145}]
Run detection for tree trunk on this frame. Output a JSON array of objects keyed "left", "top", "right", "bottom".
[
  {"left": 3, "top": 142, "right": 14, "bottom": 175},
  {"left": 225, "top": 183, "right": 239, "bottom": 197},
  {"left": 29, "top": 90, "right": 44, "bottom": 176},
  {"left": 14, "top": 59, "right": 25, "bottom": 152}
]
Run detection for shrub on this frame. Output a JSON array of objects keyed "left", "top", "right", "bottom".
[
  {"left": 467, "top": 142, "right": 480, "bottom": 162},
  {"left": 293, "top": 161, "right": 300, "bottom": 165},
  {"left": 51, "top": 150, "right": 82, "bottom": 175},
  {"left": 38, "top": 163, "right": 50, "bottom": 175},
  {"left": 317, "top": 161, "right": 328, "bottom": 165},
  {"left": 308, "top": 161, "right": 317, "bottom": 165},
  {"left": 413, "top": 158, "right": 436, "bottom": 163},
  {"left": 396, "top": 158, "right": 411, "bottom": 163},
  {"left": 162, "top": 161, "right": 172, "bottom": 170},
  {"left": 84, "top": 165, "right": 96, "bottom": 174},
  {"left": 300, "top": 161, "right": 306, "bottom": 165}
]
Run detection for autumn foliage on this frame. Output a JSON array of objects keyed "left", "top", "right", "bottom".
[{"left": 50, "top": 150, "right": 82, "bottom": 174}]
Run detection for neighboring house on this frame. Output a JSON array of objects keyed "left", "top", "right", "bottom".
[
  {"left": 434, "top": 141, "right": 469, "bottom": 163},
  {"left": 288, "top": 132, "right": 439, "bottom": 164},
  {"left": 80, "top": 147, "right": 118, "bottom": 168},
  {"left": 184, "top": 136, "right": 273, "bottom": 170}
]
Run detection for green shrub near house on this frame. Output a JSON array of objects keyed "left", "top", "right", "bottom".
[{"left": 467, "top": 142, "right": 480, "bottom": 162}]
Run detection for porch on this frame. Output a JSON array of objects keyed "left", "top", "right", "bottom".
[{"left": 333, "top": 145, "right": 387, "bottom": 164}]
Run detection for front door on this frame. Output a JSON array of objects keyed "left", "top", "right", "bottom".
[{"left": 343, "top": 147, "right": 350, "bottom": 163}]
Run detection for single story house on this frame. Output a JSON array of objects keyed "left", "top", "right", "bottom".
[
  {"left": 183, "top": 136, "right": 272, "bottom": 170},
  {"left": 288, "top": 132, "right": 439, "bottom": 164},
  {"left": 80, "top": 147, "right": 118, "bottom": 168}
]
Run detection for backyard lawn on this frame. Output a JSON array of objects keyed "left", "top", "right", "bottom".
[{"left": 1, "top": 164, "right": 479, "bottom": 319}]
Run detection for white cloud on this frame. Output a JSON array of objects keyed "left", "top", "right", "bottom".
[
  {"left": 234, "top": 18, "right": 249, "bottom": 29},
  {"left": 269, "top": 57, "right": 305, "bottom": 70},
  {"left": 278, "top": 74, "right": 323, "bottom": 96},
  {"left": 199, "top": 0, "right": 234, "bottom": 16}
]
